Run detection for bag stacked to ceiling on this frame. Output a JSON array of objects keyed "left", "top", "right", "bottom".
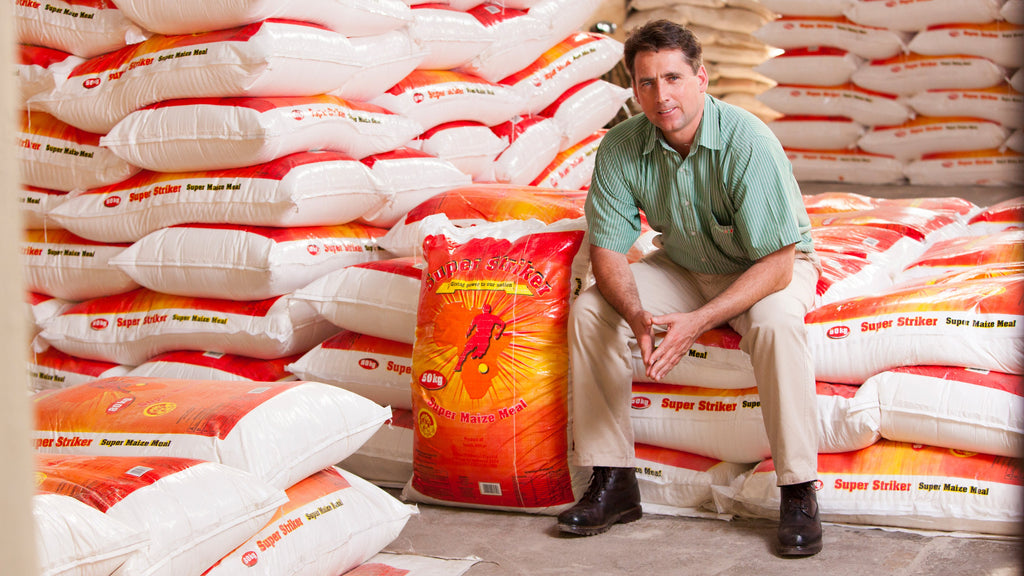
[{"left": 754, "top": 0, "right": 1023, "bottom": 185}]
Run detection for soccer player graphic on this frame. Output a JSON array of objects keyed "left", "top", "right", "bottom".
[{"left": 454, "top": 304, "right": 506, "bottom": 373}]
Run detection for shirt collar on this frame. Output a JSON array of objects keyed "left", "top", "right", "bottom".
[{"left": 641, "top": 95, "right": 723, "bottom": 156}]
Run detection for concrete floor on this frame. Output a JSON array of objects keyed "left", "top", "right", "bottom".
[
  {"left": 384, "top": 499, "right": 1022, "bottom": 576},
  {"left": 378, "top": 182, "right": 1024, "bottom": 575}
]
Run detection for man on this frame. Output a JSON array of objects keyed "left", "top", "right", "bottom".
[{"left": 556, "top": 19, "right": 823, "bottom": 557}]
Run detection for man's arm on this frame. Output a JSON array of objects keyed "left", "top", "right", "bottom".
[
  {"left": 590, "top": 244, "right": 658, "bottom": 369},
  {"left": 645, "top": 243, "right": 797, "bottom": 381}
]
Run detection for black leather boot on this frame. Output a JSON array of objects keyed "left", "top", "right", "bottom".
[
  {"left": 556, "top": 466, "right": 642, "bottom": 536},
  {"left": 777, "top": 480, "right": 823, "bottom": 557}
]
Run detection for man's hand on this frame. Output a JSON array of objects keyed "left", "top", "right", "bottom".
[{"left": 646, "top": 310, "right": 707, "bottom": 381}]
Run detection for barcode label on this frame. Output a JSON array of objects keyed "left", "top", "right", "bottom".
[
  {"left": 479, "top": 482, "right": 502, "bottom": 496},
  {"left": 125, "top": 466, "right": 152, "bottom": 477}
]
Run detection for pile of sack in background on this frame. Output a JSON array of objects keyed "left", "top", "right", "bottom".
[
  {"left": 752, "top": 0, "right": 1024, "bottom": 186},
  {"left": 12, "top": 0, "right": 1024, "bottom": 571},
  {"left": 14, "top": 0, "right": 623, "bottom": 574}
]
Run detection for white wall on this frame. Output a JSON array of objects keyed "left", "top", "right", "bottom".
[{"left": 1, "top": 0, "right": 41, "bottom": 573}]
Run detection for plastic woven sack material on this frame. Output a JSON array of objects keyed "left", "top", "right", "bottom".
[
  {"left": 862, "top": 366, "right": 1023, "bottom": 458},
  {"left": 33, "top": 493, "right": 147, "bottom": 576},
  {"left": 109, "top": 223, "right": 388, "bottom": 300},
  {"left": 408, "top": 4, "right": 495, "bottom": 70},
  {"left": 907, "top": 85, "right": 1023, "bottom": 130},
  {"left": 405, "top": 218, "right": 590, "bottom": 513},
  {"left": 35, "top": 454, "right": 287, "bottom": 576},
  {"left": 341, "top": 408, "right": 415, "bottom": 489},
  {"left": 805, "top": 275, "right": 1024, "bottom": 384},
  {"left": 28, "top": 347, "right": 132, "bottom": 393},
  {"left": 378, "top": 183, "right": 585, "bottom": 258},
  {"left": 843, "top": 0, "right": 1003, "bottom": 32},
  {"left": 17, "top": 110, "right": 141, "bottom": 193},
  {"left": 49, "top": 152, "right": 387, "bottom": 244},
  {"left": 757, "top": 84, "right": 913, "bottom": 127},
  {"left": 33, "top": 377, "right": 392, "bottom": 489},
  {"left": 904, "top": 149, "right": 1024, "bottom": 188},
  {"left": 205, "top": 467, "right": 414, "bottom": 576},
  {"left": 293, "top": 257, "right": 422, "bottom": 345},
  {"left": 110, "top": 0, "right": 413, "bottom": 36},
  {"left": 15, "top": 0, "right": 149, "bottom": 58},
  {"left": 630, "top": 381, "right": 880, "bottom": 463},
  {"left": 127, "top": 350, "right": 301, "bottom": 382},
  {"left": 16, "top": 45, "right": 84, "bottom": 103},
  {"left": 731, "top": 440, "right": 1023, "bottom": 536},
  {"left": 100, "top": 95, "right": 424, "bottom": 173},
  {"left": 753, "top": 16, "right": 910, "bottom": 60},
  {"left": 287, "top": 330, "right": 415, "bottom": 410},
  {"left": 37, "top": 289, "right": 340, "bottom": 365},
  {"left": 356, "top": 148, "right": 473, "bottom": 229},
  {"left": 753, "top": 46, "right": 863, "bottom": 87},
  {"left": 23, "top": 229, "right": 138, "bottom": 301},
  {"left": 29, "top": 20, "right": 366, "bottom": 134}
]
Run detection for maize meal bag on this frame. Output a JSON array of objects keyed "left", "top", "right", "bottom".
[
  {"left": 966, "top": 196, "right": 1024, "bottom": 235},
  {"left": 100, "top": 95, "right": 423, "bottom": 172},
  {"left": 127, "top": 350, "right": 300, "bottom": 382},
  {"left": 899, "top": 230, "right": 1024, "bottom": 282},
  {"left": 33, "top": 492, "right": 146, "bottom": 576},
  {"left": 753, "top": 17, "right": 910, "bottom": 60},
  {"left": 843, "top": 0, "right": 1003, "bottom": 31},
  {"left": 357, "top": 148, "right": 473, "bottom": 229},
  {"left": 810, "top": 224, "right": 925, "bottom": 279},
  {"left": 630, "top": 381, "right": 880, "bottom": 463},
  {"left": 110, "top": 0, "right": 412, "bottom": 36},
  {"left": 857, "top": 117, "right": 1010, "bottom": 162},
  {"left": 369, "top": 69, "right": 524, "bottom": 132},
  {"left": 907, "top": 85, "right": 1023, "bottom": 130},
  {"left": 861, "top": 366, "right": 1023, "bottom": 458},
  {"left": 815, "top": 251, "right": 893, "bottom": 307},
  {"left": 293, "top": 257, "right": 422, "bottom": 345},
  {"left": 329, "top": 29, "right": 429, "bottom": 102},
  {"left": 851, "top": 54, "right": 1006, "bottom": 97},
  {"left": 404, "top": 218, "right": 590, "bottom": 513},
  {"left": 204, "top": 467, "right": 414, "bottom": 576},
  {"left": 109, "top": 223, "right": 387, "bottom": 300},
  {"left": 19, "top": 186, "right": 68, "bottom": 230},
  {"left": 904, "top": 149, "right": 1024, "bottom": 187},
  {"left": 379, "top": 183, "right": 586, "bottom": 258},
  {"left": 17, "top": 110, "right": 140, "bottom": 192},
  {"left": 486, "top": 115, "right": 563, "bottom": 185},
  {"left": 757, "top": 84, "right": 913, "bottom": 127},
  {"left": 752, "top": 46, "right": 863, "bottom": 87},
  {"left": 15, "top": 0, "right": 149, "bottom": 58},
  {"left": 805, "top": 275, "right": 1024, "bottom": 384},
  {"left": 35, "top": 453, "right": 287, "bottom": 576},
  {"left": 634, "top": 443, "right": 751, "bottom": 516},
  {"left": 538, "top": 79, "right": 632, "bottom": 151},
  {"left": 23, "top": 229, "right": 138, "bottom": 301},
  {"left": 407, "top": 121, "right": 508, "bottom": 180},
  {"left": 408, "top": 4, "right": 494, "bottom": 70},
  {"left": 29, "top": 347, "right": 132, "bottom": 393},
  {"left": 33, "top": 377, "right": 392, "bottom": 489},
  {"left": 731, "top": 440, "right": 1022, "bottom": 536},
  {"left": 498, "top": 32, "right": 623, "bottom": 116},
  {"left": 49, "top": 152, "right": 386, "bottom": 244},
  {"left": 17, "top": 45, "right": 84, "bottom": 103},
  {"left": 341, "top": 408, "right": 415, "bottom": 489},
  {"left": 786, "top": 149, "right": 906, "bottom": 185},
  {"left": 37, "top": 290, "right": 339, "bottom": 365},
  {"left": 286, "top": 330, "right": 415, "bottom": 410},
  {"left": 451, "top": 4, "right": 553, "bottom": 82},
  {"left": 29, "top": 19, "right": 365, "bottom": 134},
  {"left": 530, "top": 130, "right": 603, "bottom": 191}
]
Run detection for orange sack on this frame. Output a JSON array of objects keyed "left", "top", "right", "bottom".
[{"left": 406, "top": 219, "right": 587, "bottom": 512}]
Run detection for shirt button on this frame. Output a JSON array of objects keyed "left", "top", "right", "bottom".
[{"left": 689, "top": 230, "right": 696, "bottom": 236}]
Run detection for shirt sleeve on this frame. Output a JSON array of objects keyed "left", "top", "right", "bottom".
[
  {"left": 726, "top": 132, "right": 808, "bottom": 261},
  {"left": 584, "top": 135, "right": 644, "bottom": 254}
]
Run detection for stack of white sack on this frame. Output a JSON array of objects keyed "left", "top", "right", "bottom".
[
  {"left": 622, "top": 0, "right": 780, "bottom": 123},
  {"left": 754, "top": 0, "right": 1024, "bottom": 186},
  {"left": 700, "top": 192, "right": 1023, "bottom": 536},
  {"left": 623, "top": 191, "right": 1024, "bottom": 533},
  {"left": 25, "top": 3, "right": 431, "bottom": 381},
  {"left": 31, "top": 376, "right": 414, "bottom": 576}
]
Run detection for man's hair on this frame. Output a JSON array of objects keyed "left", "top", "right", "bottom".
[{"left": 623, "top": 19, "right": 703, "bottom": 78}]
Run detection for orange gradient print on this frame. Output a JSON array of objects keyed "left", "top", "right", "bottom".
[{"left": 411, "top": 229, "right": 584, "bottom": 508}]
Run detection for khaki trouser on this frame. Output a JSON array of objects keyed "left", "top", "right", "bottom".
[{"left": 568, "top": 249, "right": 821, "bottom": 486}]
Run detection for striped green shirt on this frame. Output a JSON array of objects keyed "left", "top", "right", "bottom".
[{"left": 586, "top": 95, "right": 814, "bottom": 275}]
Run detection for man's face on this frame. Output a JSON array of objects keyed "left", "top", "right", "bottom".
[{"left": 631, "top": 48, "right": 708, "bottom": 148}]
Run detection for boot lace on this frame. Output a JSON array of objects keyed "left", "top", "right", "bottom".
[{"left": 580, "top": 467, "right": 613, "bottom": 504}]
